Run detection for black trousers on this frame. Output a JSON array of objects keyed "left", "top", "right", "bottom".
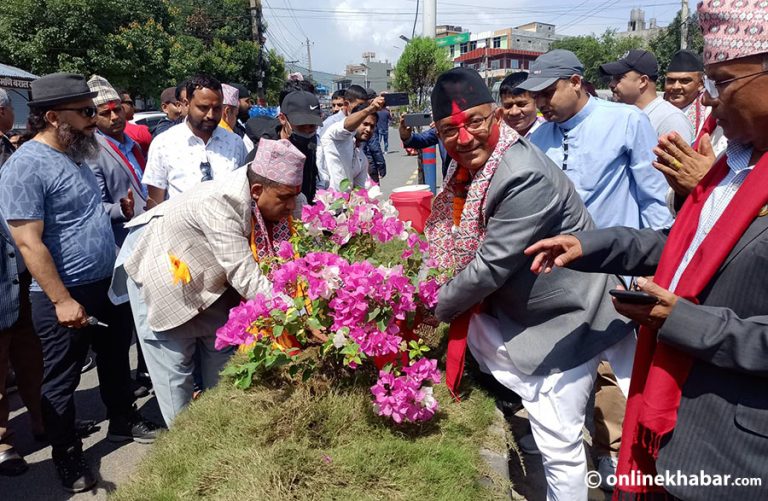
[{"left": 30, "top": 278, "right": 134, "bottom": 450}]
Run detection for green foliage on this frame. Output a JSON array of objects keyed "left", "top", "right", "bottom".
[
  {"left": 650, "top": 12, "right": 705, "bottom": 89},
  {"left": 0, "top": 0, "right": 285, "bottom": 104},
  {"left": 551, "top": 30, "right": 648, "bottom": 87},
  {"left": 394, "top": 37, "right": 453, "bottom": 107}
]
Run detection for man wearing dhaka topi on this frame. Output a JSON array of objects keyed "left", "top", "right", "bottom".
[
  {"left": 123, "top": 139, "right": 305, "bottom": 426},
  {"left": 526, "top": 1, "right": 768, "bottom": 499},
  {"left": 423, "top": 67, "right": 634, "bottom": 500}
]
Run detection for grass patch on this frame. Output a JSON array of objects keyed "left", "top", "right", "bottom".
[{"left": 111, "top": 351, "right": 510, "bottom": 500}]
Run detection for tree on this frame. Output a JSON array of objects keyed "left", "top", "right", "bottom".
[
  {"left": 551, "top": 30, "right": 647, "bottom": 87},
  {"left": 393, "top": 37, "right": 452, "bottom": 108},
  {"left": 650, "top": 11, "right": 705, "bottom": 88},
  {"left": 0, "top": 0, "right": 285, "bottom": 106}
]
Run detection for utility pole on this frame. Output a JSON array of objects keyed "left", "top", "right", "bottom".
[
  {"left": 249, "top": 0, "right": 267, "bottom": 100},
  {"left": 680, "top": 0, "right": 689, "bottom": 50},
  {"left": 305, "top": 37, "right": 313, "bottom": 81},
  {"left": 423, "top": 0, "right": 436, "bottom": 38}
]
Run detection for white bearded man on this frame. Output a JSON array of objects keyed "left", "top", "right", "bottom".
[{"left": 122, "top": 139, "right": 305, "bottom": 426}]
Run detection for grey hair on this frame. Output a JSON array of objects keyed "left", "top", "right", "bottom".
[{"left": 0, "top": 89, "right": 10, "bottom": 108}]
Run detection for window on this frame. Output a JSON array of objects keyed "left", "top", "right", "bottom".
[
  {"left": 460, "top": 42, "right": 468, "bottom": 54},
  {"left": 450, "top": 45, "right": 455, "bottom": 58},
  {"left": 510, "top": 60, "right": 520, "bottom": 69},
  {"left": 493, "top": 36, "right": 501, "bottom": 48},
  {"left": 490, "top": 59, "right": 500, "bottom": 70},
  {"left": 469, "top": 41, "right": 477, "bottom": 51}
]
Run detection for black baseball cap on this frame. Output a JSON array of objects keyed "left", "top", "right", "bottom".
[
  {"left": 517, "top": 50, "right": 584, "bottom": 92},
  {"left": 599, "top": 50, "right": 659, "bottom": 80},
  {"left": 281, "top": 91, "right": 323, "bottom": 126}
]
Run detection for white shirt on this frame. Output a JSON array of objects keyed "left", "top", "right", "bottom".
[
  {"left": 669, "top": 142, "right": 754, "bottom": 292},
  {"left": 318, "top": 111, "right": 345, "bottom": 138},
  {"left": 142, "top": 122, "right": 247, "bottom": 198},
  {"left": 643, "top": 96, "right": 695, "bottom": 143},
  {"left": 317, "top": 120, "right": 369, "bottom": 191}
]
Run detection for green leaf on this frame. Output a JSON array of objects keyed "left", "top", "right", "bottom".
[
  {"left": 339, "top": 178, "right": 352, "bottom": 193},
  {"left": 273, "top": 324, "right": 284, "bottom": 337},
  {"left": 307, "top": 316, "right": 323, "bottom": 331}
]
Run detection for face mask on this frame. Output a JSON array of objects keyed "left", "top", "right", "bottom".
[{"left": 290, "top": 132, "right": 316, "bottom": 152}]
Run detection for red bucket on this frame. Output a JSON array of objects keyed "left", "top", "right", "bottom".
[{"left": 390, "top": 185, "right": 433, "bottom": 233}]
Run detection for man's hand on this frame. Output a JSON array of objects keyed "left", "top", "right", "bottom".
[
  {"left": 54, "top": 297, "right": 89, "bottom": 328},
  {"left": 398, "top": 114, "right": 412, "bottom": 142},
  {"left": 653, "top": 132, "right": 716, "bottom": 197},
  {"left": 120, "top": 187, "right": 135, "bottom": 220},
  {"left": 368, "top": 96, "right": 386, "bottom": 114},
  {"left": 524, "top": 235, "right": 583, "bottom": 274},
  {"left": 611, "top": 277, "right": 678, "bottom": 330}
]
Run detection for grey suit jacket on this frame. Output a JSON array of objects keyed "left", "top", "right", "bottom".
[
  {"left": 0, "top": 213, "right": 21, "bottom": 330},
  {"left": 435, "top": 139, "right": 633, "bottom": 376},
  {"left": 573, "top": 221, "right": 768, "bottom": 501},
  {"left": 89, "top": 134, "right": 147, "bottom": 248}
]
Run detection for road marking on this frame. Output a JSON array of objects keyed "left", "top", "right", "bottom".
[{"left": 406, "top": 169, "right": 418, "bottom": 185}]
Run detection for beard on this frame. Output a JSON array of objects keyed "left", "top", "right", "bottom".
[{"left": 57, "top": 122, "right": 98, "bottom": 163}]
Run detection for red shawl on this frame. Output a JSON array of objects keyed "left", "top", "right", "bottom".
[{"left": 615, "top": 149, "right": 768, "bottom": 498}]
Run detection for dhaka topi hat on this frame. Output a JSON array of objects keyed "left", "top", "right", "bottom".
[
  {"left": 698, "top": 0, "right": 768, "bottom": 65},
  {"left": 87, "top": 75, "right": 121, "bottom": 107},
  {"left": 431, "top": 67, "right": 494, "bottom": 122},
  {"left": 230, "top": 83, "right": 251, "bottom": 100},
  {"left": 28, "top": 72, "right": 97, "bottom": 109},
  {"left": 668, "top": 50, "right": 704, "bottom": 72},
  {"left": 249, "top": 138, "right": 306, "bottom": 187},
  {"left": 221, "top": 84, "right": 239, "bottom": 107},
  {"left": 599, "top": 49, "right": 659, "bottom": 80}
]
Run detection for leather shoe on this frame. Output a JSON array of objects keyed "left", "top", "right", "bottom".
[{"left": 0, "top": 448, "right": 29, "bottom": 476}]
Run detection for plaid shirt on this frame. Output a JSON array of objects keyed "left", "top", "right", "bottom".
[{"left": 124, "top": 168, "right": 271, "bottom": 332}]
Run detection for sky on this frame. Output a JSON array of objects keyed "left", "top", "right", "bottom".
[{"left": 261, "top": 0, "right": 695, "bottom": 75}]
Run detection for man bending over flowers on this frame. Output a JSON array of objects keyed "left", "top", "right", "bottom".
[
  {"left": 423, "top": 67, "right": 635, "bottom": 500},
  {"left": 122, "top": 139, "right": 305, "bottom": 426}
]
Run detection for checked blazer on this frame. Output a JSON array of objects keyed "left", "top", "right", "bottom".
[{"left": 123, "top": 168, "right": 271, "bottom": 332}]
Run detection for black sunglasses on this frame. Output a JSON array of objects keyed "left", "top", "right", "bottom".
[
  {"left": 52, "top": 106, "right": 98, "bottom": 118},
  {"left": 200, "top": 161, "right": 213, "bottom": 182}
]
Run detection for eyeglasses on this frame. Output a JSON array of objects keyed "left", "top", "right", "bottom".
[
  {"left": 703, "top": 69, "right": 768, "bottom": 99},
  {"left": 200, "top": 161, "right": 213, "bottom": 182},
  {"left": 438, "top": 112, "right": 494, "bottom": 139},
  {"left": 52, "top": 106, "right": 97, "bottom": 118}
]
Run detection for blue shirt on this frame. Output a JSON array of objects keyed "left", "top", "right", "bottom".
[
  {"left": 0, "top": 141, "right": 116, "bottom": 291},
  {"left": 102, "top": 132, "right": 147, "bottom": 197},
  {"left": 530, "top": 97, "right": 673, "bottom": 230}
]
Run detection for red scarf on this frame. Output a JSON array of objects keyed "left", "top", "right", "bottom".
[{"left": 615, "top": 149, "right": 768, "bottom": 498}]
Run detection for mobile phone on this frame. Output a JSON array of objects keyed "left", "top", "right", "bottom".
[
  {"left": 608, "top": 289, "right": 657, "bottom": 304},
  {"left": 403, "top": 112, "right": 432, "bottom": 128},
  {"left": 383, "top": 92, "right": 409, "bottom": 107}
]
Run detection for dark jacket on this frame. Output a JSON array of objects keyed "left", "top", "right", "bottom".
[
  {"left": 403, "top": 128, "right": 451, "bottom": 177},
  {"left": 572, "top": 223, "right": 768, "bottom": 501}
]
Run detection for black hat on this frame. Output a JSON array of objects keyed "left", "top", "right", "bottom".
[
  {"left": 28, "top": 72, "right": 98, "bottom": 108},
  {"left": 230, "top": 83, "right": 251, "bottom": 99},
  {"left": 431, "top": 67, "right": 493, "bottom": 122},
  {"left": 517, "top": 50, "right": 584, "bottom": 92},
  {"left": 599, "top": 50, "right": 659, "bottom": 80},
  {"left": 281, "top": 91, "right": 323, "bottom": 126},
  {"left": 668, "top": 50, "right": 704, "bottom": 73}
]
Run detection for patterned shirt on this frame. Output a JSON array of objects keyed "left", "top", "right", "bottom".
[
  {"left": 669, "top": 142, "right": 754, "bottom": 292},
  {"left": 0, "top": 140, "right": 116, "bottom": 291},
  {"left": 142, "top": 122, "right": 247, "bottom": 198}
]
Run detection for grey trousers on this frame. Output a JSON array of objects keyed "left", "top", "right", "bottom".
[{"left": 127, "top": 279, "right": 237, "bottom": 426}]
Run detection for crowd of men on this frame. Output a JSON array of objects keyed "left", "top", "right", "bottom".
[{"left": 0, "top": 0, "right": 766, "bottom": 498}]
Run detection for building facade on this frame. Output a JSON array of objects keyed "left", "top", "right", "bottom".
[
  {"left": 617, "top": 8, "right": 664, "bottom": 41},
  {"left": 333, "top": 57, "right": 393, "bottom": 94}
]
